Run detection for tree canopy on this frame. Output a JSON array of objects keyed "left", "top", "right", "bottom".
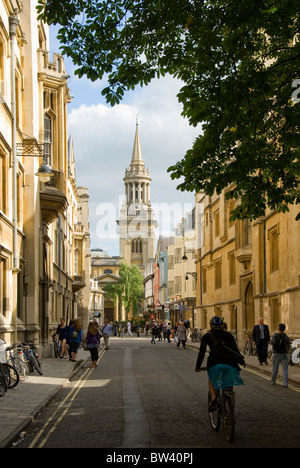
[
  {"left": 38, "top": 0, "right": 300, "bottom": 220},
  {"left": 103, "top": 262, "right": 144, "bottom": 318}
]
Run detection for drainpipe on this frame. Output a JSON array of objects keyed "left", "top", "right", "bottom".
[{"left": 9, "top": 16, "right": 20, "bottom": 273}]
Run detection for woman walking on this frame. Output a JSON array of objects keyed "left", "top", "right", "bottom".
[
  {"left": 56, "top": 318, "right": 69, "bottom": 359},
  {"left": 176, "top": 322, "right": 187, "bottom": 349},
  {"left": 85, "top": 322, "right": 101, "bottom": 368},
  {"left": 69, "top": 319, "right": 83, "bottom": 362}
]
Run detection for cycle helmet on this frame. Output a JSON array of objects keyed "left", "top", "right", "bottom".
[{"left": 209, "top": 316, "right": 225, "bottom": 329}]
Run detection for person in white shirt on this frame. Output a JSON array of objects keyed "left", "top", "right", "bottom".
[{"left": 127, "top": 321, "right": 133, "bottom": 336}]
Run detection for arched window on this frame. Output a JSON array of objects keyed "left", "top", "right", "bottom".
[
  {"left": 44, "top": 113, "right": 52, "bottom": 164},
  {"left": 132, "top": 239, "right": 143, "bottom": 254}
]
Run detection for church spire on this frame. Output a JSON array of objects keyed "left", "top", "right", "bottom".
[{"left": 130, "top": 117, "right": 144, "bottom": 167}]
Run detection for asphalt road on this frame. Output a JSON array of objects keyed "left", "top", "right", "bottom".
[{"left": 15, "top": 337, "right": 300, "bottom": 449}]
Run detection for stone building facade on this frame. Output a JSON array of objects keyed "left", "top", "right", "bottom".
[
  {"left": 0, "top": 0, "right": 90, "bottom": 354},
  {"left": 194, "top": 190, "right": 300, "bottom": 344}
]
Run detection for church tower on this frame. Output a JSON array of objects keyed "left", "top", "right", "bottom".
[{"left": 118, "top": 122, "right": 157, "bottom": 274}]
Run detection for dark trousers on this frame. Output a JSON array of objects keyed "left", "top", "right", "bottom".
[
  {"left": 177, "top": 340, "right": 186, "bottom": 348},
  {"left": 257, "top": 339, "right": 268, "bottom": 363},
  {"left": 89, "top": 347, "right": 99, "bottom": 362}
]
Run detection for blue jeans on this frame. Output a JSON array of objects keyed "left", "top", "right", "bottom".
[{"left": 271, "top": 353, "right": 289, "bottom": 386}]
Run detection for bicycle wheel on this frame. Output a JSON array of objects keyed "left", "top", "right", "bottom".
[
  {"left": 243, "top": 340, "right": 250, "bottom": 355},
  {"left": 8, "top": 357, "right": 29, "bottom": 381},
  {"left": 0, "top": 366, "right": 7, "bottom": 397},
  {"left": 222, "top": 393, "right": 235, "bottom": 443},
  {"left": 29, "top": 355, "right": 43, "bottom": 375},
  {"left": 208, "top": 391, "right": 221, "bottom": 432},
  {"left": 2, "top": 363, "right": 20, "bottom": 389}
]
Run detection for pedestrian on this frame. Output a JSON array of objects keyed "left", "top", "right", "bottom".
[
  {"left": 166, "top": 322, "right": 172, "bottom": 343},
  {"left": 56, "top": 317, "right": 69, "bottom": 359},
  {"left": 252, "top": 318, "right": 271, "bottom": 365},
  {"left": 69, "top": 318, "right": 83, "bottom": 362},
  {"left": 127, "top": 321, "right": 133, "bottom": 336},
  {"left": 158, "top": 321, "right": 163, "bottom": 341},
  {"left": 85, "top": 321, "right": 101, "bottom": 368},
  {"left": 162, "top": 322, "right": 167, "bottom": 341},
  {"left": 150, "top": 323, "right": 157, "bottom": 344},
  {"left": 271, "top": 323, "right": 290, "bottom": 388},
  {"left": 102, "top": 319, "right": 113, "bottom": 350},
  {"left": 176, "top": 322, "right": 187, "bottom": 349}
]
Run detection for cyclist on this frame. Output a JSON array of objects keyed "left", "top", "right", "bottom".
[{"left": 194, "top": 316, "right": 245, "bottom": 412}]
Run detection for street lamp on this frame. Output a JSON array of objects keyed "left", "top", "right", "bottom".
[
  {"left": 17, "top": 141, "right": 54, "bottom": 183},
  {"left": 185, "top": 272, "right": 197, "bottom": 281},
  {"left": 35, "top": 160, "right": 53, "bottom": 183}
]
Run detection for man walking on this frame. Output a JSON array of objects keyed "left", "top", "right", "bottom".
[
  {"left": 271, "top": 323, "right": 290, "bottom": 387},
  {"left": 102, "top": 319, "right": 112, "bottom": 350},
  {"left": 252, "top": 318, "right": 270, "bottom": 365}
]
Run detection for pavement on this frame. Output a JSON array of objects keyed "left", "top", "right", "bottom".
[{"left": 0, "top": 337, "right": 299, "bottom": 449}]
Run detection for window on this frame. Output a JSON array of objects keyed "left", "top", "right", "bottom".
[
  {"left": 228, "top": 251, "right": 236, "bottom": 285},
  {"left": 0, "top": 40, "right": 4, "bottom": 95},
  {"left": 44, "top": 113, "right": 52, "bottom": 164},
  {"left": 175, "top": 248, "right": 182, "bottom": 263},
  {"left": 74, "top": 240, "right": 82, "bottom": 275},
  {"left": 131, "top": 239, "right": 142, "bottom": 254},
  {"left": 202, "top": 267, "right": 207, "bottom": 294},
  {"left": 214, "top": 209, "right": 220, "bottom": 237},
  {"left": 214, "top": 260, "right": 222, "bottom": 289},
  {"left": 175, "top": 276, "right": 182, "bottom": 294},
  {"left": 228, "top": 200, "right": 235, "bottom": 227},
  {"left": 0, "top": 153, "right": 8, "bottom": 214},
  {"left": 269, "top": 227, "right": 279, "bottom": 273},
  {"left": 0, "top": 257, "right": 8, "bottom": 317}
]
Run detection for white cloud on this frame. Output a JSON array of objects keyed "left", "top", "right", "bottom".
[{"left": 67, "top": 75, "right": 201, "bottom": 255}]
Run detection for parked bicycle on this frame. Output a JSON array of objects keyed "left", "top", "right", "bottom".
[
  {"left": 191, "top": 328, "right": 202, "bottom": 343},
  {"left": 52, "top": 333, "right": 61, "bottom": 358},
  {"left": 5, "top": 343, "right": 29, "bottom": 380},
  {"left": 243, "top": 333, "right": 257, "bottom": 356},
  {"left": 1, "top": 362, "right": 19, "bottom": 389},
  {"left": 291, "top": 339, "right": 300, "bottom": 367},
  {"left": 0, "top": 362, "right": 7, "bottom": 397},
  {"left": 201, "top": 367, "right": 236, "bottom": 443},
  {"left": 20, "top": 341, "right": 43, "bottom": 376},
  {"left": 0, "top": 339, "right": 20, "bottom": 391}
]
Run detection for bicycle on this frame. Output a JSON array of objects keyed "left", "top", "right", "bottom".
[
  {"left": 243, "top": 334, "right": 256, "bottom": 356},
  {"left": 0, "top": 339, "right": 21, "bottom": 389},
  {"left": 52, "top": 333, "right": 61, "bottom": 358},
  {"left": 5, "top": 343, "right": 29, "bottom": 381},
  {"left": 191, "top": 328, "right": 202, "bottom": 343},
  {"left": 1, "top": 362, "right": 20, "bottom": 389},
  {"left": 0, "top": 362, "right": 7, "bottom": 397},
  {"left": 201, "top": 367, "right": 236, "bottom": 443},
  {"left": 21, "top": 342, "right": 43, "bottom": 375}
]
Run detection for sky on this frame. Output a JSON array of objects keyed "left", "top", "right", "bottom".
[{"left": 50, "top": 26, "right": 201, "bottom": 257}]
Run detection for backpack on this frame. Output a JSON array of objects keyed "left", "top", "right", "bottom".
[
  {"left": 209, "top": 332, "right": 245, "bottom": 366},
  {"left": 272, "top": 334, "right": 287, "bottom": 353},
  {"left": 70, "top": 329, "right": 78, "bottom": 340}
]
